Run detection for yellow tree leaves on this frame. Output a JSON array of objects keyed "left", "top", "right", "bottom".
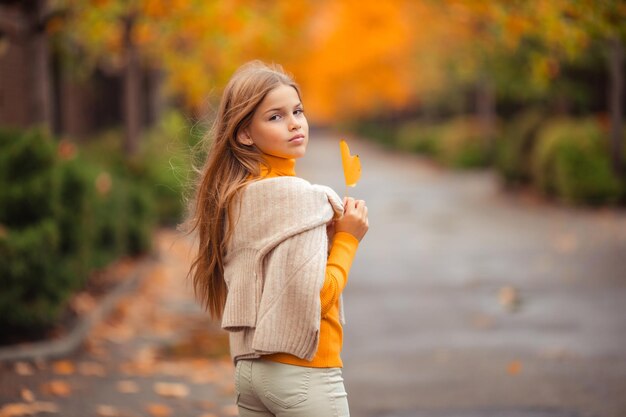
[
  {"left": 51, "top": 0, "right": 621, "bottom": 122},
  {"left": 293, "top": 0, "right": 418, "bottom": 122}
]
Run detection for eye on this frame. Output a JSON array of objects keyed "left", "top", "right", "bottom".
[
  {"left": 269, "top": 114, "right": 282, "bottom": 121},
  {"left": 294, "top": 108, "right": 304, "bottom": 115}
]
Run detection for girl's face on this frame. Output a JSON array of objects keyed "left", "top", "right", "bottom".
[{"left": 240, "top": 84, "right": 309, "bottom": 159}]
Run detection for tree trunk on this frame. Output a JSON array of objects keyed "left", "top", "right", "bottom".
[
  {"left": 476, "top": 72, "right": 496, "bottom": 161},
  {"left": 123, "top": 13, "right": 141, "bottom": 156},
  {"left": 608, "top": 36, "right": 624, "bottom": 177},
  {"left": 33, "top": 0, "right": 53, "bottom": 133}
]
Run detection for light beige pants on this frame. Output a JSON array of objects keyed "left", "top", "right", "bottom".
[{"left": 234, "top": 359, "right": 350, "bottom": 417}]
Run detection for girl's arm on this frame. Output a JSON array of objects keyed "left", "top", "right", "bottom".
[
  {"left": 320, "top": 231, "right": 359, "bottom": 316},
  {"left": 321, "top": 197, "right": 368, "bottom": 316}
]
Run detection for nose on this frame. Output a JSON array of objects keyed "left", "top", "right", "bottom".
[{"left": 289, "top": 114, "right": 301, "bottom": 131}]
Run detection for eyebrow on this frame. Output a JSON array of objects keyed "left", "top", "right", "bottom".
[{"left": 263, "top": 103, "right": 303, "bottom": 114}]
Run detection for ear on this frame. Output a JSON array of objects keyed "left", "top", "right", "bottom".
[{"left": 237, "top": 129, "right": 253, "bottom": 146}]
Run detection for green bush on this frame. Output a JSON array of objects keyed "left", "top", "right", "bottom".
[
  {"left": 82, "top": 110, "right": 197, "bottom": 226},
  {"left": 531, "top": 118, "right": 622, "bottom": 205},
  {"left": 350, "top": 120, "right": 398, "bottom": 149},
  {"left": 0, "top": 219, "right": 72, "bottom": 329},
  {"left": 436, "top": 117, "right": 492, "bottom": 169},
  {"left": 0, "top": 128, "right": 70, "bottom": 329},
  {"left": 0, "top": 126, "right": 158, "bottom": 332},
  {"left": 89, "top": 173, "right": 128, "bottom": 268},
  {"left": 495, "top": 108, "right": 548, "bottom": 186},
  {"left": 139, "top": 110, "right": 199, "bottom": 225},
  {"left": 0, "top": 127, "right": 58, "bottom": 227},
  {"left": 351, "top": 117, "right": 494, "bottom": 169},
  {"left": 395, "top": 121, "right": 441, "bottom": 156},
  {"left": 125, "top": 181, "right": 155, "bottom": 255}
]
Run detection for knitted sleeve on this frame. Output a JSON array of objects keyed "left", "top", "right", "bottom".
[{"left": 320, "top": 232, "right": 359, "bottom": 317}]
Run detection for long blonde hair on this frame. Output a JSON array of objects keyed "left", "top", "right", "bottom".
[{"left": 182, "top": 61, "right": 301, "bottom": 320}]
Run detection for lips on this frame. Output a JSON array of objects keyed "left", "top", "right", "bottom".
[{"left": 289, "top": 134, "right": 305, "bottom": 142}]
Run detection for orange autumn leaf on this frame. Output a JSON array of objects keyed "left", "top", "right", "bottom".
[
  {"left": 52, "top": 360, "right": 75, "bottom": 375},
  {"left": 146, "top": 403, "right": 172, "bottom": 417},
  {"left": 340, "top": 140, "right": 361, "bottom": 188},
  {"left": 14, "top": 362, "right": 34, "bottom": 376},
  {"left": 0, "top": 401, "right": 59, "bottom": 417},
  {"left": 20, "top": 389, "right": 35, "bottom": 403},
  {"left": 116, "top": 380, "right": 140, "bottom": 394},
  {"left": 507, "top": 360, "right": 523, "bottom": 375},
  {"left": 41, "top": 380, "right": 72, "bottom": 397},
  {"left": 96, "top": 405, "right": 121, "bottom": 417},
  {"left": 153, "top": 382, "right": 189, "bottom": 398},
  {"left": 221, "top": 405, "right": 239, "bottom": 416}
]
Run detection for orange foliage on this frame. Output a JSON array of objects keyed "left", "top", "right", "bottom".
[
  {"left": 291, "top": 0, "right": 418, "bottom": 122},
  {"left": 55, "top": 0, "right": 619, "bottom": 121}
]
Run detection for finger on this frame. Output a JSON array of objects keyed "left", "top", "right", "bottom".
[{"left": 344, "top": 197, "right": 355, "bottom": 211}]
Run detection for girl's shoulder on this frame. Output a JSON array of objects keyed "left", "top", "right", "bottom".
[
  {"left": 246, "top": 176, "right": 341, "bottom": 204},
  {"left": 227, "top": 176, "right": 343, "bottom": 252},
  {"left": 247, "top": 175, "right": 311, "bottom": 189},
  {"left": 239, "top": 176, "right": 343, "bottom": 217}
]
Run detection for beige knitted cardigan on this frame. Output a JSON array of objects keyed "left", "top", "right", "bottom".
[{"left": 221, "top": 176, "right": 344, "bottom": 362}]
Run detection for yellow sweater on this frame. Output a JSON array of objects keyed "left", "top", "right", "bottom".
[{"left": 255, "top": 154, "right": 359, "bottom": 368}]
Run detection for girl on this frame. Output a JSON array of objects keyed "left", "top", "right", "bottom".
[{"left": 183, "top": 60, "right": 368, "bottom": 417}]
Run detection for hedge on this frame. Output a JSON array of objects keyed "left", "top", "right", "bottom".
[
  {"left": 531, "top": 117, "right": 623, "bottom": 205},
  {"left": 0, "top": 127, "right": 156, "bottom": 332}
]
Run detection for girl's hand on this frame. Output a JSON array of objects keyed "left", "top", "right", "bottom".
[{"left": 335, "top": 197, "right": 369, "bottom": 241}]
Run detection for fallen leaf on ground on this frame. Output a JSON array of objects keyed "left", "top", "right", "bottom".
[
  {"left": 70, "top": 292, "right": 96, "bottom": 315},
  {"left": 14, "top": 362, "right": 34, "bottom": 376},
  {"left": 153, "top": 382, "right": 189, "bottom": 398},
  {"left": 219, "top": 383, "right": 235, "bottom": 395},
  {"left": 96, "top": 405, "right": 121, "bottom": 417},
  {"left": 41, "top": 380, "right": 72, "bottom": 397},
  {"left": 0, "top": 401, "right": 58, "bottom": 417},
  {"left": 116, "top": 380, "right": 140, "bottom": 394},
  {"left": 78, "top": 361, "right": 106, "bottom": 377},
  {"left": 498, "top": 286, "right": 520, "bottom": 311},
  {"left": 20, "top": 389, "right": 34, "bottom": 403},
  {"left": 119, "top": 346, "right": 158, "bottom": 376},
  {"left": 145, "top": 403, "right": 172, "bottom": 417},
  {"left": 83, "top": 337, "right": 109, "bottom": 359},
  {"left": 470, "top": 313, "right": 495, "bottom": 329},
  {"left": 102, "top": 323, "right": 134, "bottom": 343},
  {"left": 51, "top": 361, "right": 75, "bottom": 375},
  {"left": 195, "top": 400, "right": 215, "bottom": 410},
  {"left": 552, "top": 233, "right": 578, "bottom": 254},
  {"left": 221, "top": 405, "right": 239, "bottom": 416},
  {"left": 507, "top": 360, "right": 522, "bottom": 375}
]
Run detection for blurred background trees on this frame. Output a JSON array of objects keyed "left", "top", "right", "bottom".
[{"left": 0, "top": 0, "right": 624, "bottom": 333}]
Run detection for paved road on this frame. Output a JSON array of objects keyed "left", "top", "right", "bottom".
[{"left": 298, "top": 130, "right": 626, "bottom": 417}]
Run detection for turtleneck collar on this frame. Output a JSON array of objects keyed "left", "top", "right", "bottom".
[{"left": 259, "top": 153, "right": 296, "bottom": 178}]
